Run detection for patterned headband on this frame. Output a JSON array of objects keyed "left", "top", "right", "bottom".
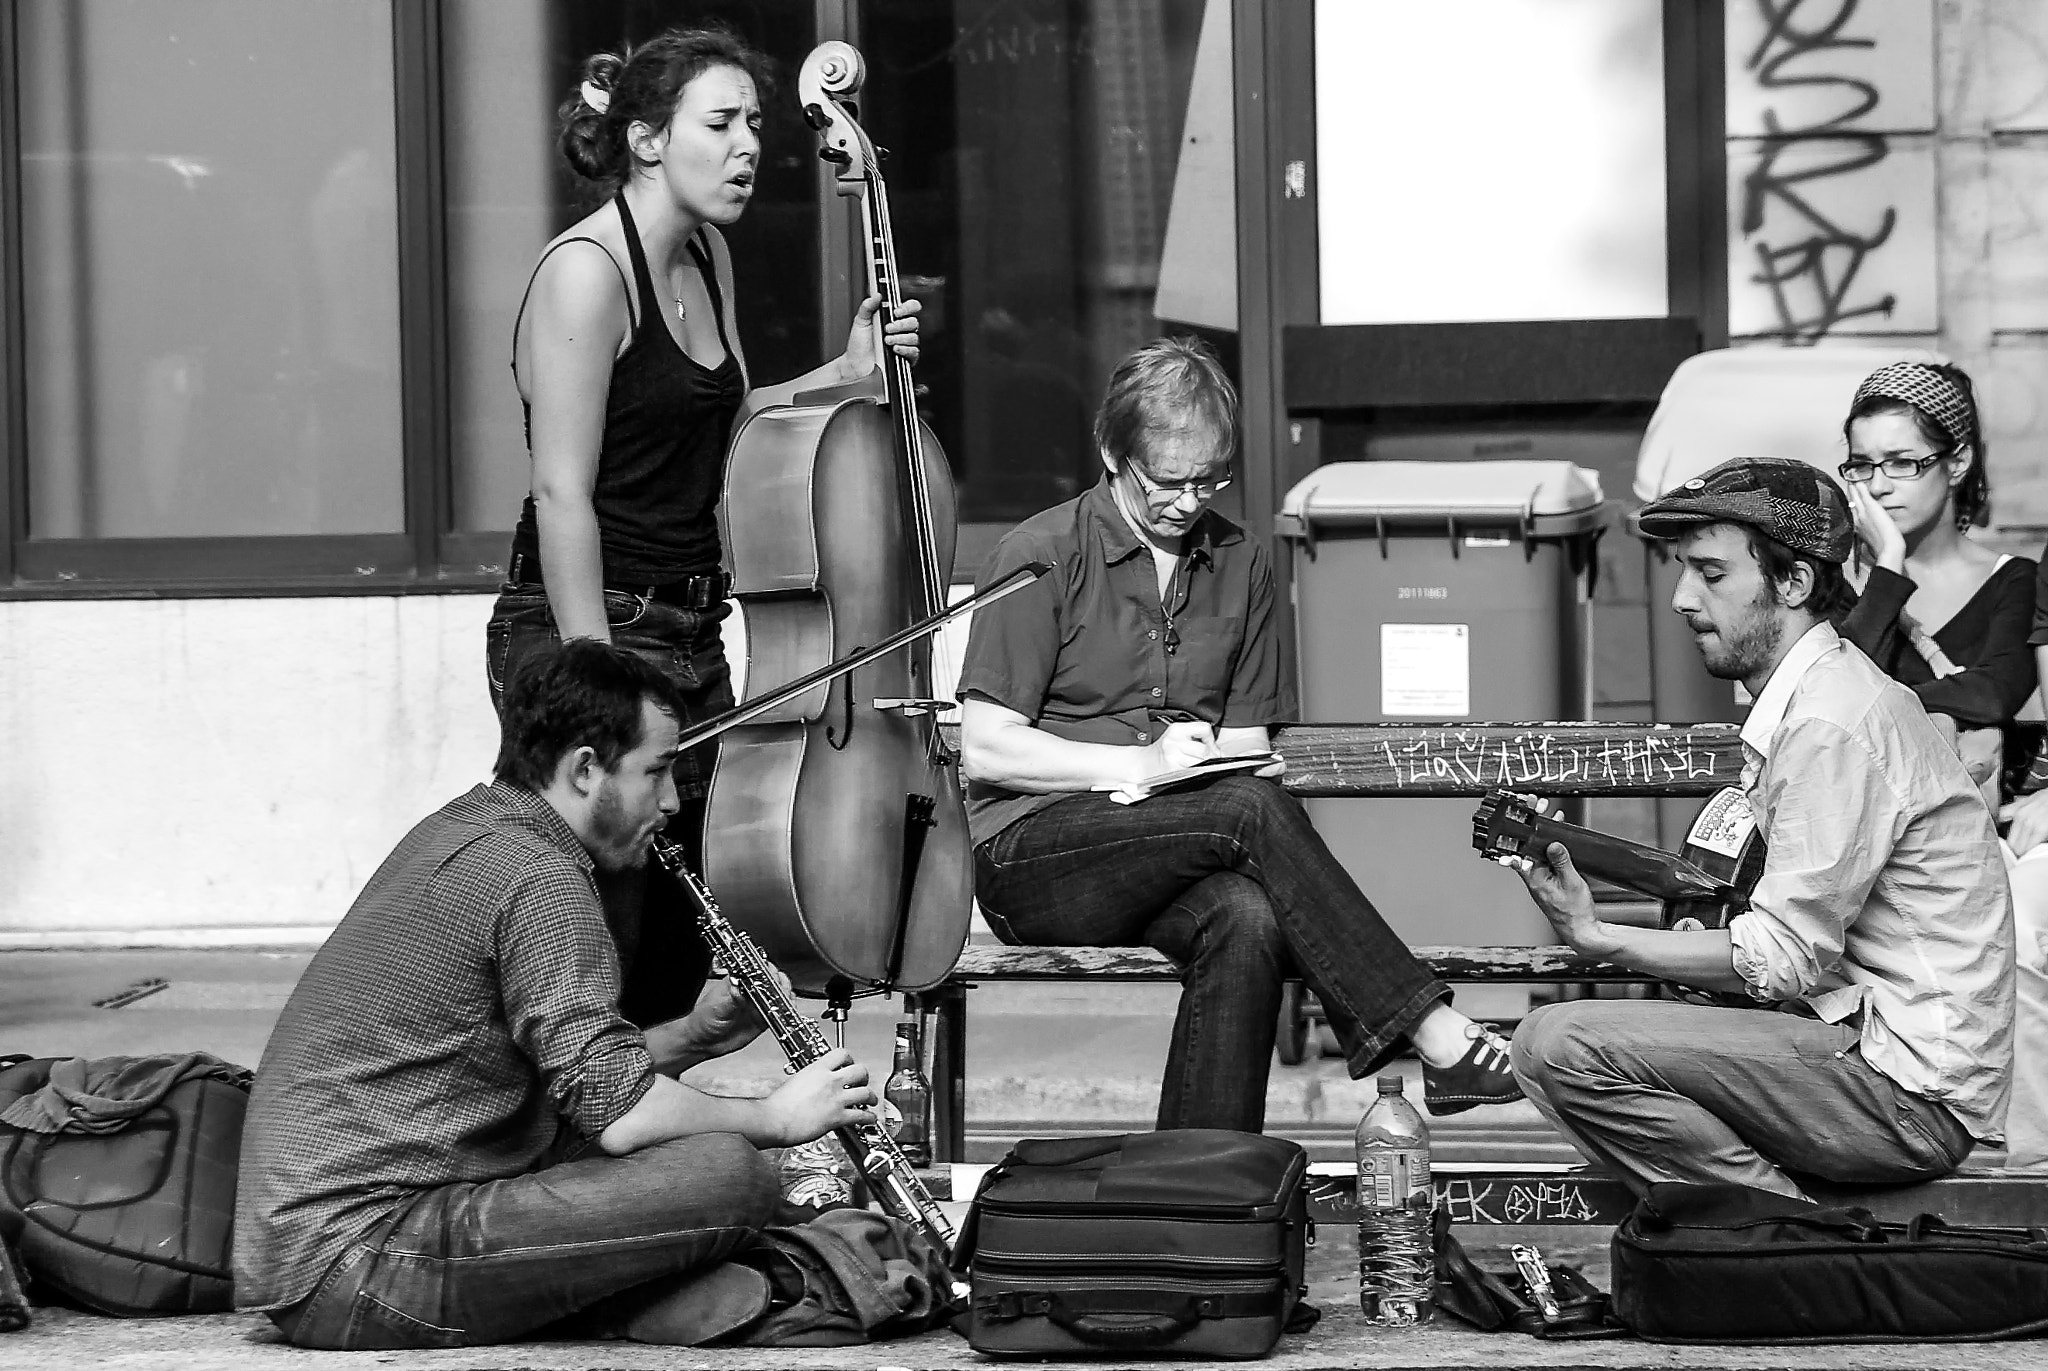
[{"left": 1852, "top": 363, "right": 1974, "bottom": 451}]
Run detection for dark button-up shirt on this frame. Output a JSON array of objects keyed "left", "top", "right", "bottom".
[
  {"left": 234, "top": 783, "right": 657, "bottom": 1311},
  {"left": 958, "top": 478, "right": 1297, "bottom": 844}
]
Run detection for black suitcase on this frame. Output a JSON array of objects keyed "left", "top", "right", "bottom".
[{"left": 957, "top": 1129, "right": 1316, "bottom": 1359}]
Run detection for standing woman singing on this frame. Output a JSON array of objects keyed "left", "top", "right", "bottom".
[{"left": 484, "top": 26, "right": 918, "bottom": 1018}]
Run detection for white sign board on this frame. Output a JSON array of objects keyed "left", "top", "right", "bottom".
[{"left": 1381, "top": 623, "right": 1470, "bottom": 717}]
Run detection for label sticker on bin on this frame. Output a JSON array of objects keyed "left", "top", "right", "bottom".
[{"left": 1381, "top": 624, "right": 1469, "bottom": 717}]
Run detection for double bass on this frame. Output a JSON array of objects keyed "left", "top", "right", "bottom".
[{"left": 705, "top": 42, "right": 967, "bottom": 998}]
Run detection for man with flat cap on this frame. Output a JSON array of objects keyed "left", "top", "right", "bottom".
[{"left": 1505, "top": 456, "right": 2014, "bottom": 1197}]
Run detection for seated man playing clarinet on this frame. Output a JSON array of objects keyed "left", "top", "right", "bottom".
[
  {"left": 1507, "top": 457, "right": 2014, "bottom": 1197},
  {"left": 236, "top": 641, "right": 879, "bottom": 1349},
  {"left": 957, "top": 336, "right": 1521, "bottom": 1131}
]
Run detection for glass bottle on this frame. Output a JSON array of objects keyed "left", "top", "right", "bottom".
[{"left": 884, "top": 1018, "right": 933, "bottom": 1168}]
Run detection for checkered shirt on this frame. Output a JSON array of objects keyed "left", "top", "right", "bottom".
[{"left": 233, "top": 783, "right": 655, "bottom": 1311}]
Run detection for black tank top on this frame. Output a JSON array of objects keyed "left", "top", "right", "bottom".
[{"left": 509, "top": 193, "right": 745, "bottom": 583}]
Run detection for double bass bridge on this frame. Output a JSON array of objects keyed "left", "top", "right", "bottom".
[{"left": 871, "top": 697, "right": 956, "bottom": 717}]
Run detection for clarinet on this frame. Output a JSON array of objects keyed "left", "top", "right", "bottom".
[{"left": 649, "top": 837, "right": 957, "bottom": 1261}]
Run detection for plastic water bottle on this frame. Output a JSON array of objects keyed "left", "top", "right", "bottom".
[
  {"left": 1356, "top": 1073, "right": 1434, "bottom": 1325},
  {"left": 778, "top": 1133, "right": 856, "bottom": 1209}
]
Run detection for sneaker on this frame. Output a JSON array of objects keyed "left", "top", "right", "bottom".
[{"left": 1422, "top": 1022, "right": 1522, "bottom": 1116}]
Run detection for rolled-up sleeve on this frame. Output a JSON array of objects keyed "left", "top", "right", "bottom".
[
  {"left": 1220, "top": 543, "right": 1297, "bottom": 727},
  {"left": 959, "top": 531, "right": 1065, "bottom": 718},
  {"left": 1728, "top": 717, "right": 1908, "bottom": 1002},
  {"left": 495, "top": 864, "right": 654, "bottom": 1138}
]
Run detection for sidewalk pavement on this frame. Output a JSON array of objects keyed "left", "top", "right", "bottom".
[
  {"left": 10, "top": 951, "right": 2048, "bottom": 1367},
  {"left": 0, "top": 949, "right": 1565, "bottom": 1161}
]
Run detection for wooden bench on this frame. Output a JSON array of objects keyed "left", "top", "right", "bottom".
[{"left": 909, "top": 721, "right": 1750, "bottom": 1164}]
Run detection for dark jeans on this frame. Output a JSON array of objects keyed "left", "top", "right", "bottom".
[
  {"left": 975, "top": 777, "right": 1449, "bottom": 1133},
  {"left": 486, "top": 584, "right": 735, "bottom": 1027},
  {"left": 272, "top": 1133, "right": 779, "bottom": 1349}
]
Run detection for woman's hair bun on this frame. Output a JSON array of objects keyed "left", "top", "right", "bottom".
[
  {"left": 555, "top": 24, "right": 772, "bottom": 195},
  {"left": 559, "top": 50, "right": 628, "bottom": 183}
]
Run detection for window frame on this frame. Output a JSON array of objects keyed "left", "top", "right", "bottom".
[{"left": 0, "top": 0, "right": 487, "bottom": 600}]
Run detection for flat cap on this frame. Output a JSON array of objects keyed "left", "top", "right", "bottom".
[{"left": 1636, "top": 456, "right": 1853, "bottom": 564}]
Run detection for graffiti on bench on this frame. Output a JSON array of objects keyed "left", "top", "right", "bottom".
[
  {"left": 1435, "top": 1175, "right": 1624, "bottom": 1226},
  {"left": 1276, "top": 724, "right": 1745, "bottom": 797},
  {"left": 1376, "top": 732, "right": 1723, "bottom": 789}
]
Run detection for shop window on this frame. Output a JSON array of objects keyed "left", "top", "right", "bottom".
[
  {"left": 16, "top": 0, "right": 404, "bottom": 539},
  {"left": 857, "top": 0, "right": 1233, "bottom": 527}
]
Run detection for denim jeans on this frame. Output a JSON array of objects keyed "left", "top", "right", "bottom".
[
  {"left": 485, "top": 584, "right": 735, "bottom": 1026},
  {"left": 485, "top": 585, "right": 734, "bottom": 803},
  {"left": 974, "top": 777, "right": 1450, "bottom": 1133},
  {"left": 1511, "top": 999, "right": 1976, "bottom": 1198},
  {"left": 271, "top": 1133, "right": 779, "bottom": 1349}
]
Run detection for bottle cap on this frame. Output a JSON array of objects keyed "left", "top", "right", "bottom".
[{"left": 1376, "top": 1073, "right": 1405, "bottom": 1095}]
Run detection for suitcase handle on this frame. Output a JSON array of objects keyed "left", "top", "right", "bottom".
[{"left": 1048, "top": 1298, "right": 1209, "bottom": 1349}]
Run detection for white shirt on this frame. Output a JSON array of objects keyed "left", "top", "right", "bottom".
[{"left": 1727, "top": 622, "right": 2015, "bottom": 1140}]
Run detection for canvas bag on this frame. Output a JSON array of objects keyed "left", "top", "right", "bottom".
[{"left": 1612, "top": 1181, "right": 2048, "bottom": 1344}]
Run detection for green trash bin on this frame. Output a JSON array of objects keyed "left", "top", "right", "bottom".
[{"left": 1275, "top": 460, "right": 1608, "bottom": 1025}]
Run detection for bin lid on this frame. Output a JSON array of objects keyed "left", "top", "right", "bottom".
[
  {"left": 1277, "top": 460, "right": 1605, "bottom": 538},
  {"left": 1634, "top": 345, "right": 1940, "bottom": 501}
]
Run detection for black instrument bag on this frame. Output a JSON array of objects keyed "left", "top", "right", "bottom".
[
  {"left": 1612, "top": 1181, "right": 2048, "bottom": 1343},
  {"left": 957, "top": 1129, "right": 1317, "bottom": 1360}
]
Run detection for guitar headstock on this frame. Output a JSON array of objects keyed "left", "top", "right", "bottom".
[{"left": 1470, "top": 789, "right": 1546, "bottom": 861}]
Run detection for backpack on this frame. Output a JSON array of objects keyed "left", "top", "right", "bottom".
[{"left": 0, "top": 1055, "right": 248, "bottom": 1315}]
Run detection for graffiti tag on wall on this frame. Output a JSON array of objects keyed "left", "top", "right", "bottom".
[{"left": 1727, "top": 1, "right": 1938, "bottom": 341}]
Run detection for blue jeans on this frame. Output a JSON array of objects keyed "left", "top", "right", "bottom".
[
  {"left": 485, "top": 584, "right": 735, "bottom": 1027},
  {"left": 271, "top": 1133, "right": 779, "bottom": 1349},
  {"left": 975, "top": 777, "right": 1450, "bottom": 1133},
  {"left": 1511, "top": 999, "right": 1975, "bottom": 1198}
]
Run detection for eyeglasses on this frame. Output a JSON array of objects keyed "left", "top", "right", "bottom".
[
  {"left": 1126, "top": 464, "right": 1233, "bottom": 505},
  {"left": 1838, "top": 451, "right": 1952, "bottom": 484}
]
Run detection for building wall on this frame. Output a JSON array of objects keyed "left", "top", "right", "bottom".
[
  {"left": 1726, "top": 0, "right": 2048, "bottom": 541},
  {"left": 0, "top": 595, "right": 500, "bottom": 945}
]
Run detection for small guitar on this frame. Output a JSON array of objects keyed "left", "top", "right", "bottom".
[{"left": 1470, "top": 787, "right": 1765, "bottom": 932}]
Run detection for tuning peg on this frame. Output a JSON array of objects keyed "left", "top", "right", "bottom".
[{"left": 819, "top": 146, "right": 851, "bottom": 165}]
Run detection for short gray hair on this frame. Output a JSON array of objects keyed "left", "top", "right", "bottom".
[{"left": 1093, "top": 337, "right": 1238, "bottom": 472}]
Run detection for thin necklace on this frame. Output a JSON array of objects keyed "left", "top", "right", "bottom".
[{"left": 1160, "top": 551, "right": 1186, "bottom": 656}]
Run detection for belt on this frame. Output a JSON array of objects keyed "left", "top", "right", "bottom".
[{"left": 508, "top": 551, "right": 731, "bottom": 611}]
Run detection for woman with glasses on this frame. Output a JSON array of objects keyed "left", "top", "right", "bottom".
[
  {"left": 1835, "top": 362, "right": 2035, "bottom": 794},
  {"left": 954, "top": 337, "right": 1523, "bottom": 1134},
  {"left": 1835, "top": 360, "right": 2043, "bottom": 1171}
]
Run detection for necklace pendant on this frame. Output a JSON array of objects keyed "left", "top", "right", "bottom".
[{"left": 674, "top": 296, "right": 688, "bottom": 323}]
